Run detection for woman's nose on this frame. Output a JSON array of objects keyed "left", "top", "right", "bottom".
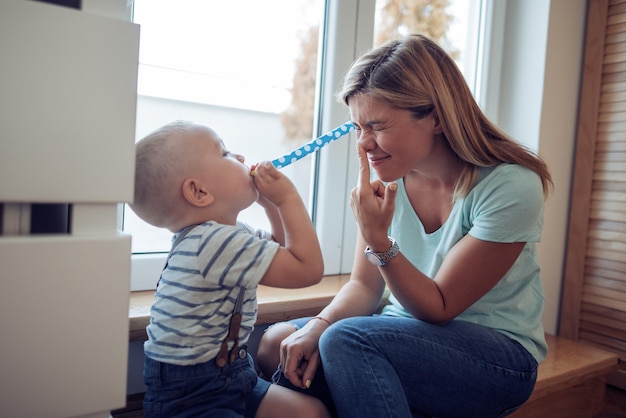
[
  {"left": 356, "top": 130, "right": 375, "bottom": 150},
  {"left": 235, "top": 154, "right": 245, "bottom": 163}
]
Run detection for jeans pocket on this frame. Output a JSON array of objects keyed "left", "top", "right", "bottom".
[{"left": 179, "top": 361, "right": 256, "bottom": 414}]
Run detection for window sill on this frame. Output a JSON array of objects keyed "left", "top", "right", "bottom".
[{"left": 128, "top": 274, "right": 350, "bottom": 342}]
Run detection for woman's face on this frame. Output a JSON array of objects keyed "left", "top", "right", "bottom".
[{"left": 349, "top": 94, "right": 443, "bottom": 182}]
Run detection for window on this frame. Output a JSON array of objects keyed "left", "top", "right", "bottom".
[{"left": 124, "top": 0, "right": 489, "bottom": 291}]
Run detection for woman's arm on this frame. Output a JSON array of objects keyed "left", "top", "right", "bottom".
[
  {"left": 279, "top": 232, "right": 386, "bottom": 388},
  {"left": 350, "top": 145, "right": 527, "bottom": 323},
  {"left": 378, "top": 236, "right": 524, "bottom": 323},
  {"left": 318, "top": 233, "right": 387, "bottom": 322}
]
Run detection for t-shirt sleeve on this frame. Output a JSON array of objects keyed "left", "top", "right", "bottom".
[
  {"left": 237, "top": 221, "right": 274, "bottom": 241},
  {"left": 468, "top": 165, "right": 545, "bottom": 243},
  {"left": 197, "top": 223, "right": 279, "bottom": 288}
]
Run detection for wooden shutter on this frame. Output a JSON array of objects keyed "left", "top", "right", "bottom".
[{"left": 560, "top": 0, "right": 626, "bottom": 390}]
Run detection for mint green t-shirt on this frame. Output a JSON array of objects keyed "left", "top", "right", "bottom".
[{"left": 382, "top": 164, "right": 548, "bottom": 363}]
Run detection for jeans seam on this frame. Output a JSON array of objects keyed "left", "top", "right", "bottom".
[{"left": 357, "top": 331, "right": 408, "bottom": 417}]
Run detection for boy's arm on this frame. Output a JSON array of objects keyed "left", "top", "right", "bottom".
[
  {"left": 256, "top": 194, "right": 285, "bottom": 245},
  {"left": 252, "top": 162, "right": 323, "bottom": 288}
]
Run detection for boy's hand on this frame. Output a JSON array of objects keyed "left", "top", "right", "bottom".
[
  {"left": 254, "top": 160, "right": 324, "bottom": 288},
  {"left": 252, "top": 161, "right": 299, "bottom": 207}
]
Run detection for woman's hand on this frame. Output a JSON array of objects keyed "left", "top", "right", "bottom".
[
  {"left": 279, "top": 319, "right": 329, "bottom": 389},
  {"left": 349, "top": 145, "right": 398, "bottom": 249}
]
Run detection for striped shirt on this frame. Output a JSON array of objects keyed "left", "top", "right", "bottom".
[{"left": 144, "top": 221, "right": 279, "bottom": 365}]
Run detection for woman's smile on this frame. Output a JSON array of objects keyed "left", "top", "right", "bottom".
[{"left": 369, "top": 154, "right": 391, "bottom": 168}]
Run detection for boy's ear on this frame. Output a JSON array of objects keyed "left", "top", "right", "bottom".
[{"left": 182, "top": 178, "right": 214, "bottom": 207}]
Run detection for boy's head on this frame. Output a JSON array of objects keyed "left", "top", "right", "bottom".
[{"left": 131, "top": 120, "right": 258, "bottom": 231}]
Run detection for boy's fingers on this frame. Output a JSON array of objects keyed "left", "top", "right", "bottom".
[{"left": 249, "top": 163, "right": 258, "bottom": 176}]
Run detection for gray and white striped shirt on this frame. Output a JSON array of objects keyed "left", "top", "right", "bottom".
[{"left": 144, "top": 221, "right": 279, "bottom": 365}]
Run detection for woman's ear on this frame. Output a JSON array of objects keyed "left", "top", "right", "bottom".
[
  {"left": 431, "top": 110, "right": 443, "bottom": 134},
  {"left": 182, "top": 178, "right": 214, "bottom": 207}
]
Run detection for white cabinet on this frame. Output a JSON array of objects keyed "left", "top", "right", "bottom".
[
  {"left": 0, "top": 236, "right": 132, "bottom": 417},
  {"left": 0, "top": 1, "right": 138, "bottom": 416},
  {"left": 0, "top": 0, "right": 138, "bottom": 202}
]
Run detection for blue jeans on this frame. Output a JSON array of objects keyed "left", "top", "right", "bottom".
[
  {"left": 276, "top": 316, "right": 538, "bottom": 418},
  {"left": 144, "top": 349, "right": 270, "bottom": 418}
]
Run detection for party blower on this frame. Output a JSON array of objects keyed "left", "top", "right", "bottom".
[{"left": 251, "top": 121, "right": 354, "bottom": 175}]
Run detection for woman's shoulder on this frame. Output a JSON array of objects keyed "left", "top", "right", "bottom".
[
  {"left": 466, "top": 164, "right": 544, "bottom": 216},
  {"left": 463, "top": 164, "right": 545, "bottom": 240},
  {"left": 473, "top": 164, "right": 542, "bottom": 197},
  {"left": 480, "top": 163, "right": 539, "bottom": 181}
]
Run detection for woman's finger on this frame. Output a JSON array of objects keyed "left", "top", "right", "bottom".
[{"left": 356, "top": 144, "right": 371, "bottom": 189}]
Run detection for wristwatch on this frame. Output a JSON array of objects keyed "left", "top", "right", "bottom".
[{"left": 364, "top": 237, "right": 399, "bottom": 267}]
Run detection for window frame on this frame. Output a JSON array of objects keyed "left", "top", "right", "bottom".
[{"left": 125, "top": 0, "right": 498, "bottom": 291}]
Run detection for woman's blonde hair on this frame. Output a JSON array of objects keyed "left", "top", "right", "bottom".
[{"left": 338, "top": 34, "right": 553, "bottom": 199}]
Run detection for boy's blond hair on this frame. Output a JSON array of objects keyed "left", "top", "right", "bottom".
[{"left": 131, "top": 120, "right": 197, "bottom": 228}]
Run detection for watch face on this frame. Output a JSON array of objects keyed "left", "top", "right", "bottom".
[
  {"left": 365, "top": 250, "right": 384, "bottom": 266},
  {"left": 364, "top": 238, "right": 398, "bottom": 267}
]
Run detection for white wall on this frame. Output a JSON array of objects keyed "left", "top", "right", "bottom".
[{"left": 495, "top": 0, "right": 587, "bottom": 334}]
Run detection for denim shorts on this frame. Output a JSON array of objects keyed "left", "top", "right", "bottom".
[{"left": 143, "top": 348, "right": 270, "bottom": 418}]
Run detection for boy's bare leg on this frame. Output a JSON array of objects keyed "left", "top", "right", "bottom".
[{"left": 255, "top": 384, "right": 331, "bottom": 418}]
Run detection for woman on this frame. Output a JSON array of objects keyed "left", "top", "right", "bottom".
[{"left": 256, "top": 34, "right": 553, "bottom": 418}]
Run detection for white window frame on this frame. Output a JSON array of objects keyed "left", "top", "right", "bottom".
[{"left": 125, "top": 0, "right": 500, "bottom": 291}]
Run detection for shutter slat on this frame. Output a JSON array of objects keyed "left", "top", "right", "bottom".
[
  {"left": 584, "top": 275, "right": 626, "bottom": 291},
  {"left": 586, "top": 255, "right": 626, "bottom": 274},
  {"left": 600, "top": 100, "right": 626, "bottom": 112},
  {"left": 581, "top": 312, "right": 626, "bottom": 334},
  {"left": 587, "top": 246, "right": 626, "bottom": 261},
  {"left": 582, "top": 292, "right": 626, "bottom": 311},
  {"left": 582, "top": 301, "right": 626, "bottom": 322},
  {"left": 608, "top": 12, "right": 626, "bottom": 25},
  {"left": 602, "top": 79, "right": 626, "bottom": 91},
  {"left": 579, "top": 330, "right": 626, "bottom": 355},
  {"left": 598, "top": 121, "right": 626, "bottom": 131},
  {"left": 592, "top": 171, "right": 626, "bottom": 182},
  {"left": 595, "top": 161, "right": 626, "bottom": 171},
  {"left": 591, "top": 190, "right": 626, "bottom": 201},
  {"left": 597, "top": 131, "right": 626, "bottom": 144},
  {"left": 585, "top": 264, "right": 626, "bottom": 282},
  {"left": 591, "top": 180, "right": 626, "bottom": 192},
  {"left": 595, "top": 151, "right": 626, "bottom": 162}
]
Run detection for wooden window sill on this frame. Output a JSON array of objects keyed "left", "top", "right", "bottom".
[{"left": 128, "top": 274, "right": 350, "bottom": 342}]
